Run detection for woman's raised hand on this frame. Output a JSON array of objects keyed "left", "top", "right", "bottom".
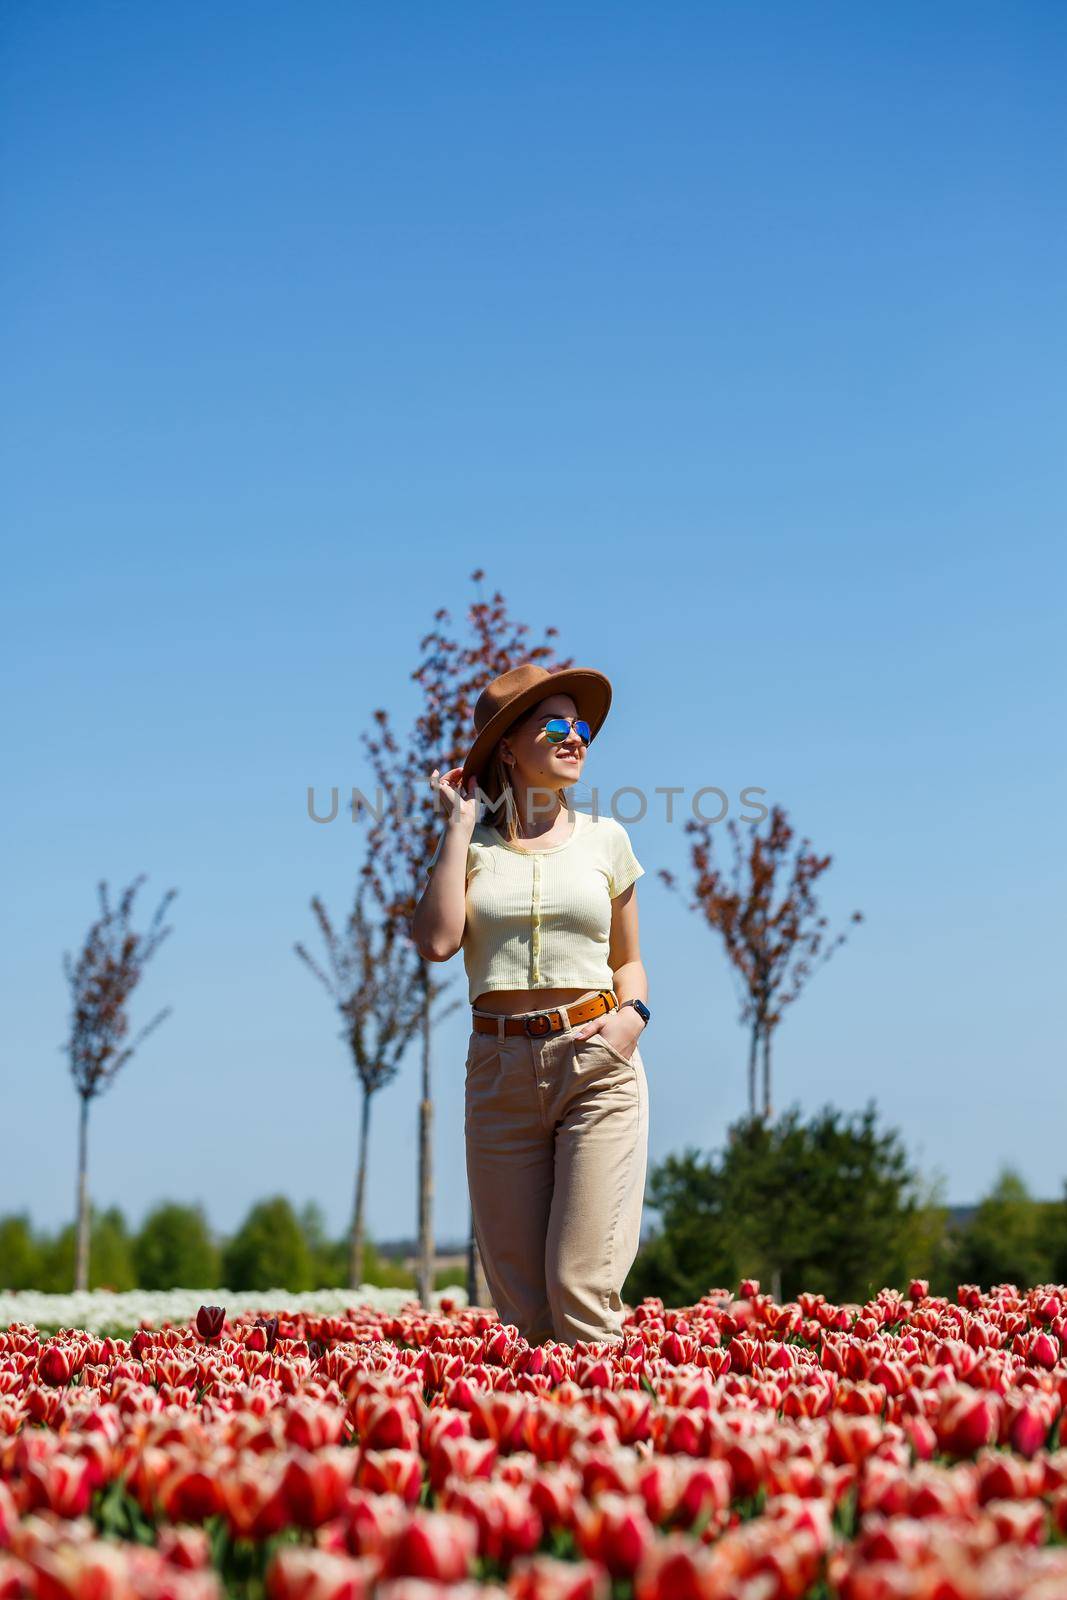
[{"left": 430, "top": 767, "right": 479, "bottom": 834}]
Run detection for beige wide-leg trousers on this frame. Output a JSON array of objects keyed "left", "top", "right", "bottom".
[{"left": 464, "top": 989, "right": 650, "bottom": 1348}]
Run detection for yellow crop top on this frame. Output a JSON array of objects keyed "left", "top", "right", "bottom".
[{"left": 424, "top": 808, "right": 645, "bottom": 1004}]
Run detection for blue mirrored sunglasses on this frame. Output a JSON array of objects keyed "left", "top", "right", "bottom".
[{"left": 538, "top": 716, "right": 592, "bottom": 745}]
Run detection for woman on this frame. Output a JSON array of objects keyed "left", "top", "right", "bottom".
[{"left": 411, "top": 661, "right": 651, "bottom": 1349}]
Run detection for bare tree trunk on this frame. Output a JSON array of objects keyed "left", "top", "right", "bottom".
[
  {"left": 467, "top": 1208, "right": 488, "bottom": 1310},
  {"left": 349, "top": 1085, "right": 373, "bottom": 1291},
  {"left": 747, "top": 1025, "right": 758, "bottom": 1119},
  {"left": 761, "top": 1026, "right": 772, "bottom": 1121},
  {"left": 75, "top": 1095, "right": 90, "bottom": 1291},
  {"left": 416, "top": 967, "right": 434, "bottom": 1308}
]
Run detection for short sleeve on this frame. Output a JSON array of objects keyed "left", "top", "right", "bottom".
[
  {"left": 424, "top": 829, "right": 474, "bottom": 886},
  {"left": 609, "top": 821, "right": 645, "bottom": 898},
  {"left": 424, "top": 830, "right": 445, "bottom": 884}
]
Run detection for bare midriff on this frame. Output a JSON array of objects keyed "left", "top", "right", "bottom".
[{"left": 472, "top": 986, "right": 609, "bottom": 1015}]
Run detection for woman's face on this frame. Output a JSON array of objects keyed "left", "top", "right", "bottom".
[{"left": 499, "top": 694, "right": 586, "bottom": 801}]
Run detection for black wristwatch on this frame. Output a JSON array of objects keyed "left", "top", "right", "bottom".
[{"left": 619, "top": 998, "right": 650, "bottom": 1025}]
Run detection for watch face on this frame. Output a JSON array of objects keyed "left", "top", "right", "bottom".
[{"left": 634, "top": 1000, "right": 650, "bottom": 1022}]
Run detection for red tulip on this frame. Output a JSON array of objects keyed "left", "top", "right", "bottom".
[
  {"left": 156, "top": 1525, "right": 212, "bottom": 1569},
  {"left": 219, "top": 1459, "right": 290, "bottom": 1540},
  {"left": 254, "top": 1315, "right": 280, "bottom": 1352},
  {"left": 284, "top": 1399, "right": 346, "bottom": 1451},
  {"left": 24, "top": 1450, "right": 93, "bottom": 1518},
  {"left": 653, "top": 1405, "right": 705, "bottom": 1457},
  {"left": 353, "top": 1448, "right": 423, "bottom": 1504},
  {"left": 827, "top": 1414, "right": 884, "bottom": 1467},
  {"left": 349, "top": 1392, "right": 421, "bottom": 1453},
  {"left": 528, "top": 1463, "right": 583, "bottom": 1531},
  {"left": 617, "top": 1455, "right": 675, "bottom": 1525},
  {"left": 381, "top": 1508, "right": 478, "bottom": 1582},
  {"left": 908, "top": 1462, "right": 979, "bottom": 1519},
  {"left": 984, "top": 1496, "right": 1047, "bottom": 1545},
  {"left": 671, "top": 1465, "right": 729, "bottom": 1523},
  {"left": 509, "top": 1552, "right": 610, "bottom": 1600},
  {"left": 36, "top": 1346, "right": 73, "bottom": 1387},
  {"left": 573, "top": 1492, "right": 655, "bottom": 1578},
  {"left": 194, "top": 1306, "right": 225, "bottom": 1342},
  {"left": 934, "top": 1386, "right": 1001, "bottom": 1457},
  {"left": 265, "top": 1547, "right": 378, "bottom": 1600},
  {"left": 428, "top": 1432, "right": 497, "bottom": 1492},
  {"left": 633, "top": 1532, "right": 719, "bottom": 1600},
  {"left": 158, "top": 1463, "right": 223, "bottom": 1523},
  {"left": 1029, "top": 1330, "right": 1060, "bottom": 1369},
  {"left": 469, "top": 1391, "right": 528, "bottom": 1452},
  {"left": 976, "top": 1449, "right": 1044, "bottom": 1503},
  {"left": 281, "top": 1447, "right": 353, "bottom": 1529},
  {"left": 439, "top": 1476, "right": 542, "bottom": 1563},
  {"left": 752, "top": 1525, "right": 825, "bottom": 1599},
  {"left": 901, "top": 1414, "right": 937, "bottom": 1461},
  {"left": 1009, "top": 1399, "right": 1052, "bottom": 1458},
  {"left": 340, "top": 1488, "right": 410, "bottom": 1560}
]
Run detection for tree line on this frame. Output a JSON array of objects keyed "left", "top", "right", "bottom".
[
  {"left": 0, "top": 1197, "right": 456, "bottom": 1296},
  {"left": 5, "top": 1140, "right": 1064, "bottom": 1302}
]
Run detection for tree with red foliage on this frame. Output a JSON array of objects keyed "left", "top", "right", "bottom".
[
  {"left": 659, "top": 804, "right": 862, "bottom": 1119},
  {"left": 62, "top": 875, "right": 177, "bottom": 1291}
]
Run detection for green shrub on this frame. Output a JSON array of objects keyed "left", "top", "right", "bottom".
[
  {"left": 221, "top": 1196, "right": 313, "bottom": 1291},
  {"left": 134, "top": 1201, "right": 221, "bottom": 1289},
  {"left": 628, "top": 1102, "right": 945, "bottom": 1306}
]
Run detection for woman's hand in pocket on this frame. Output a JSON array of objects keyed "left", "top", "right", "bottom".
[{"left": 573, "top": 1006, "right": 644, "bottom": 1062}]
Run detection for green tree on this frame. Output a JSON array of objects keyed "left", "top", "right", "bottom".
[
  {"left": 0, "top": 1213, "right": 43, "bottom": 1289},
  {"left": 221, "top": 1196, "right": 312, "bottom": 1291},
  {"left": 901, "top": 1173, "right": 958, "bottom": 1298},
  {"left": 296, "top": 1200, "right": 346, "bottom": 1288},
  {"left": 627, "top": 1148, "right": 728, "bottom": 1308},
  {"left": 629, "top": 1102, "right": 942, "bottom": 1306},
  {"left": 133, "top": 1202, "right": 220, "bottom": 1289},
  {"left": 36, "top": 1205, "right": 137, "bottom": 1292},
  {"left": 1046, "top": 1182, "right": 1067, "bottom": 1286},
  {"left": 294, "top": 1201, "right": 421, "bottom": 1290},
  {"left": 953, "top": 1168, "right": 1051, "bottom": 1290}
]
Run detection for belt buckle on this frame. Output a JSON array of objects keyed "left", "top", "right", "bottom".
[{"left": 523, "top": 1010, "right": 556, "bottom": 1037}]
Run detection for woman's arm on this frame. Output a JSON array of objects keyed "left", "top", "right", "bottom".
[
  {"left": 411, "top": 822, "right": 471, "bottom": 961},
  {"left": 573, "top": 885, "right": 648, "bottom": 1055},
  {"left": 410, "top": 767, "right": 477, "bottom": 962}
]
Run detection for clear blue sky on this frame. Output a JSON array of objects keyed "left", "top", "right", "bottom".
[{"left": 3, "top": 2, "right": 1065, "bottom": 1251}]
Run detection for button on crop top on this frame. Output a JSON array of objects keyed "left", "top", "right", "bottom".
[{"left": 424, "top": 809, "right": 645, "bottom": 1004}]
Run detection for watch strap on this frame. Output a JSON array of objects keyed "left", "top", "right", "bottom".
[{"left": 620, "top": 998, "right": 650, "bottom": 1023}]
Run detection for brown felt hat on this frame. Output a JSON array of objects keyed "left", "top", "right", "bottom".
[{"left": 460, "top": 663, "right": 613, "bottom": 789}]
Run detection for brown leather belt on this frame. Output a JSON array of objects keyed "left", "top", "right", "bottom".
[{"left": 472, "top": 989, "right": 618, "bottom": 1038}]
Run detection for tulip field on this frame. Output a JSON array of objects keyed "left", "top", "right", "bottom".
[{"left": 4, "top": 1282, "right": 1067, "bottom": 1599}]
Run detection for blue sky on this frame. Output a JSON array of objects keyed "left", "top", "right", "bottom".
[{"left": 3, "top": 1, "right": 1065, "bottom": 1251}]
